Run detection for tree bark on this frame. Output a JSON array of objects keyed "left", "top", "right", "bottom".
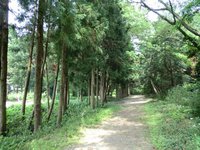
[
  {"left": 63, "top": 56, "right": 68, "bottom": 113},
  {"left": 100, "top": 71, "right": 105, "bottom": 106},
  {"left": 116, "top": 84, "right": 122, "bottom": 99},
  {"left": 0, "top": 0, "right": 8, "bottom": 136},
  {"left": 34, "top": 0, "right": 45, "bottom": 132},
  {"left": 47, "top": 62, "right": 59, "bottom": 121},
  {"left": 91, "top": 69, "right": 95, "bottom": 109},
  {"left": 96, "top": 70, "right": 99, "bottom": 107},
  {"left": 88, "top": 77, "right": 91, "bottom": 105},
  {"left": 104, "top": 72, "right": 109, "bottom": 103},
  {"left": 57, "top": 43, "right": 67, "bottom": 126},
  {"left": 45, "top": 62, "right": 50, "bottom": 110}
]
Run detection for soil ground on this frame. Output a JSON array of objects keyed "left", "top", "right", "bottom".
[{"left": 67, "top": 95, "right": 155, "bottom": 150}]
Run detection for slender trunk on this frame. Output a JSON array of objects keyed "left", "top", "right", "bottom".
[
  {"left": 80, "top": 89, "right": 83, "bottom": 101},
  {"left": 66, "top": 78, "right": 69, "bottom": 106},
  {"left": 43, "top": 16, "right": 51, "bottom": 110},
  {"left": 22, "top": 13, "right": 36, "bottom": 116},
  {"left": 96, "top": 70, "right": 99, "bottom": 107},
  {"left": 91, "top": 69, "right": 95, "bottom": 109},
  {"left": 63, "top": 57, "right": 68, "bottom": 113},
  {"left": 45, "top": 62, "right": 50, "bottom": 110},
  {"left": 57, "top": 43, "right": 67, "bottom": 126},
  {"left": 128, "top": 84, "right": 131, "bottom": 96},
  {"left": 150, "top": 80, "right": 159, "bottom": 95},
  {"left": 100, "top": 71, "right": 105, "bottom": 106},
  {"left": 104, "top": 73, "right": 109, "bottom": 103},
  {"left": 0, "top": 0, "right": 8, "bottom": 135},
  {"left": 88, "top": 77, "right": 91, "bottom": 105},
  {"left": 40, "top": 18, "right": 50, "bottom": 112},
  {"left": 47, "top": 62, "right": 59, "bottom": 121},
  {"left": 34, "top": 0, "right": 45, "bottom": 132},
  {"left": 28, "top": 110, "right": 34, "bottom": 131}
]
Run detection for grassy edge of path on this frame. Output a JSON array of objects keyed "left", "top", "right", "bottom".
[
  {"left": 143, "top": 100, "right": 200, "bottom": 150},
  {"left": 21, "top": 102, "right": 121, "bottom": 150}
]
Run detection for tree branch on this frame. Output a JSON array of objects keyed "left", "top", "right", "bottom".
[
  {"left": 140, "top": 0, "right": 200, "bottom": 37},
  {"left": 140, "top": 0, "right": 175, "bottom": 25},
  {"left": 178, "top": 27, "right": 200, "bottom": 50}
]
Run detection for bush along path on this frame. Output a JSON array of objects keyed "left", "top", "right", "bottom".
[{"left": 67, "top": 95, "right": 154, "bottom": 150}]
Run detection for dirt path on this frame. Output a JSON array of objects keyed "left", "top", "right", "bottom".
[{"left": 67, "top": 95, "right": 154, "bottom": 150}]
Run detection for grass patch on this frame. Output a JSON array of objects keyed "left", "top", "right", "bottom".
[
  {"left": 144, "top": 101, "right": 200, "bottom": 150},
  {"left": 0, "top": 98, "right": 121, "bottom": 150}
]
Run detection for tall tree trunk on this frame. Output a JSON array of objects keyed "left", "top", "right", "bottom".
[
  {"left": 96, "top": 70, "right": 99, "bottom": 107},
  {"left": 91, "top": 69, "right": 95, "bottom": 109},
  {"left": 45, "top": 62, "right": 50, "bottom": 110},
  {"left": 57, "top": 43, "right": 67, "bottom": 126},
  {"left": 88, "top": 77, "right": 91, "bottom": 105},
  {"left": 34, "top": 0, "right": 45, "bottom": 132},
  {"left": 47, "top": 62, "right": 59, "bottom": 121},
  {"left": 66, "top": 77, "right": 69, "bottom": 106},
  {"left": 22, "top": 12, "right": 36, "bottom": 116},
  {"left": 121, "top": 83, "right": 128, "bottom": 98},
  {"left": 116, "top": 84, "right": 122, "bottom": 99},
  {"left": 0, "top": 0, "right": 8, "bottom": 135},
  {"left": 104, "top": 72, "right": 109, "bottom": 103},
  {"left": 100, "top": 71, "right": 105, "bottom": 106},
  {"left": 63, "top": 57, "right": 68, "bottom": 113}
]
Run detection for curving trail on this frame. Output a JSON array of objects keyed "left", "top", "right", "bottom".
[{"left": 67, "top": 95, "right": 154, "bottom": 150}]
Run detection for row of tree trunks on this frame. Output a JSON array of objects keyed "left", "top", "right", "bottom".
[
  {"left": 87, "top": 69, "right": 105, "bottom": 108},
  {"left": 0, "top": 0, "right": 8, "bottom": 135}
]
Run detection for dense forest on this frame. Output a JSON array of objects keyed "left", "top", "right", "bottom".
[{"left": 0, "top": 0, "right": 200, "bottom": 149}]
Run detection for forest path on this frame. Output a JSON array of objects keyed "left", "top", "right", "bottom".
[{"left": 67, "top": 95, "right": 154, "bottom": 150}]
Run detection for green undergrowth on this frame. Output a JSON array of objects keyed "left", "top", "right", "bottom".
[
  {"left": 0, "top": 97, "right": 121, "bottom": 150},
  {"left": 144, "top": 83, "right": 200, "bottom": 150}
]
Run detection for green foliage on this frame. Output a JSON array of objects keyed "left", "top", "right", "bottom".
[
  {"left": 8, "top": 28, "right": 29, "bottom": 88},
  {"left": 144, "top": 82, "right": 200, "bottom": 150},
  {"left": 7, "top": 92, "right": 34, "bottom": 101},
  {"left": 144, "top": 101, "right": 200, "bottom": 150},
  {"left": 166, "top": 83, "right": 200, "bottom": 115},
  {"left": 138, "top": 21, "right": 192, "bottom": 94}
]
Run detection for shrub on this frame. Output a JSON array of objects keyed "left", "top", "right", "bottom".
[{"left": 165, "top": 83, "right": 200, "bottom": 115}]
